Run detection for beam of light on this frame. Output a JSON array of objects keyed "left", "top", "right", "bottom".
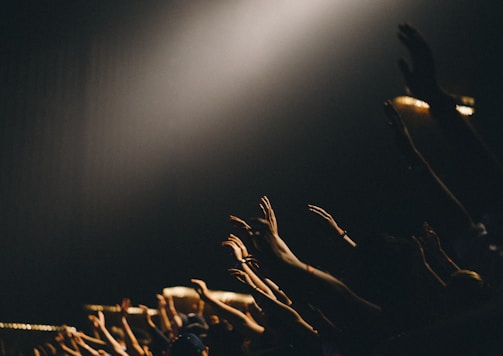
[
  {"left": 82, "top": 0, "right": 415, "bottom": 217},
  {"left": 83, "top": 1, "right": 347, "bottom": 214}
]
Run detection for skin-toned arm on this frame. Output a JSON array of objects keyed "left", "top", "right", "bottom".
[
  {"left": 417, "top": 222, "right": 463, "bottom": 281},
  {"left": 385, "top": 100, "right": 476, "bottom": 233},
  {"left": 307, "top": 204, "right": 357, "bottom": 247},
  {"left": 397, "top": 23, "right": 503, "bottom": 211},
  {"left": 397, "top": 22, "right": 501, "bottom": 158},
  {"left": 232, "top": 198, "right": 381, "bottom": 333},
  {"left": 191, "top": 278, "right": 265, "bottom": 339},
  {"left": 230, "top": 268, "right": 320, "bottom": 351},
  {"left": 232, "top": 214, "right": 301, "bottom": 267},
  {"left": 73, "top": 334, "right": 100, "bottom": 356},
  {"left": 164, "top": 292, "right": 184, "bottom": 332},
  {"left": 156, "top": 294, "right": 175, "bottom": 339},
  {"left": 222, "top": 234, "right": 275, "bottom": 299},
  {"left": 139, "top": 305, "right": 172, "bottom": 350},
  {"left": 247, "top": 216, "right": 381, "bottom": 311},
  {"left": 88, "top": 312, "right": 128, "bottom": 356},
  {"left": 423, "top": 222, "right": 460, "bottom": 270},
  {"left": 411, "top": 235, "right": 446, "bottom": 287},
  {"left": 263, "top": 277, "right": 293, "bottom": 306},
  {"left": 71, "top": 330, "right": 107, "bottom": 349},
  {"left": 55, "top": 332, "right": 81, "bottom": 356},
  {"left": 119, "top": 298, "right": 146, "bottom": 356}
]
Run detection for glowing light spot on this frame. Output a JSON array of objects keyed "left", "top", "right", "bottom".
[{"left": 394, "top": 95, "right": 474, "bottom": 116}]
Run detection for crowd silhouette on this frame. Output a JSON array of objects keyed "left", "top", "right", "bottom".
[{"left": 3, "top": 24, "right": 503, "bottom": 355}]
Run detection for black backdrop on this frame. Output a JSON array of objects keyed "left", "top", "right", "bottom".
[{"left": 1, "top": 0, "right": 502, "bottom": 326}]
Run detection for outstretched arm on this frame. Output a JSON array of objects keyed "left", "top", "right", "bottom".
[
  {"left": 418, "top": 222, "right": 463, "bottom": 280},
  {"left": 384, "top": 100, "right": 476, "bottom": 234},
  {"left": 248, "top": 217, "right": 381, "bottom": 313},
  {"left": 230, "top": 268, "right": 319, "bottom": 350},
  {"left": 397, "top": 23, "right": 449, "bottom": 108},
  {"left": 191, "top": 278, "right": 265, "bottom": 339},
  {"left": 88, "top": 312, "right": 128, "bottom": 356},
  {"left": 72, "top": 333, "right": 101, "bottom": 356},
  {"left": 156, "top": 294, "right": 175, "bottom": 340},
  {"left": 222, "top": 234, "right": 275, "bottom": 299},
  {"left": 308, "top": 204, "right": 357, "bottom": 247},
  {"left": 411, "top": 235, "right": 447, "bottom": 287},
  {"left": 119, "top": 298, "right": 147, "bottom": 356},
  {"left": 139, "top": 304, "right": 172, "bottom": 351},
  {"left": 397, "top": 23, "right": 503, "bottom": 209},
  {"left": 71, "top": 330, "right": 107, "bottom": 349},
  {"left": 233, "top": 198, "right": 381, "bottom": 333},
  {"left": 163, "top": 291, "right": 183, "bottom": 335}
]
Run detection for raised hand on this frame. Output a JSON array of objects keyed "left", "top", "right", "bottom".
[
  {"left": 228, "top": 234, "right": 250, "bottom": 258},
  {"left": 308, "top": 204, "right": 357, "bottom": 247},
  {"left": 248, "top": 217, "right": 300, "bottom": 267},
  {"left": 422, "top": 221, "right": 461, "bottom": 271},
  {"left": 222, "top": 235, "right": 245, "bottom": 261},
  {"left": 229, "top": 215, "right": 253, "bottom": 234},
  {"left": 397, "top": 23, "right": 444, "bottom": 104},
  {"left": 259, "top": 196, "right": 279, "bottom": 236},
  {"left": 139, "top": 304, "right": 155, "bottom": 328},
  {"left": 421, "top": 222, "right": 443, "bottom": 254},
  {"left": 229, "top": 268, "right": 256, "bottom": 289},
  {"left": 191, "top": 279, "right": 212, "bottom": 302}
]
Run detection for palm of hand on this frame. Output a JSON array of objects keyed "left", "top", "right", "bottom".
[{"left": 251, "top": 218, "right": 300, "bottom": 266}]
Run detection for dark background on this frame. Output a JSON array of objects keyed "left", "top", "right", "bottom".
[{"left": 1, "top": 0, "right": 502, "bottom": 326}]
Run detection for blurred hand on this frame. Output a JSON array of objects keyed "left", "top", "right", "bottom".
[
  {"left": 222, "top": 235, "right": 244, "bottom": 261},
  {"left": 397, "top": 23, "right": 444, "bottom": 104},
  {"left": 191, "top": 279, "right": 212, "bottom": 302}
]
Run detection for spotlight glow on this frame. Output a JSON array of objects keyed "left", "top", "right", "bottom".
[{"left": 82, "top": 1, "right": 425, "bottom": 217}]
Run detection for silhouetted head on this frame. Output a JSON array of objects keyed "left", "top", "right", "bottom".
[{"left": 171, "top": 333, "right": 208, "bottom": 356}]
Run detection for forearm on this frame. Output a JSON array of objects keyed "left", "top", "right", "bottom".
[
  {"left": 250, "top": 286, "right": 320, "bottom": 353},
  {"left": 389, "top": 99, "right": 482, "bottom": 231},
  {"left": 425, "top": 249, "right": 461, "bottom": 282},
  {"left": 239, "top": 261, "right": 275, "bottom": 298},
  {"left": 295, "top": 261, "right": 381, "bottom": 313},
  {"left": 281, "top": 261, "right": 381, "bottom": 323},
  {"left": 57, "top": 343, "right": 81, "bottom": 356},
  {"left": 157, "top": 307, "right": 174, "bottom": 336},
  {"left": 165, "top": 298, "right": 183, "bottom": 333},
  {"left": 204, "top": 294, "right": 264, "bottom": 338},
  {"left": 78, "top": 333, "right": 107, "bottom": 347},
  {"left": 77, "top": 341, "right": 100, "bottom": 356},
  {"left": 418, "top": 157, "right": 476, "bottom": 230},
  {"left": 98, "top": 326, "right": 128, "bottom": 356},
  {"left": 121, "top": 316, "right": 144, "bottom": 356}
]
